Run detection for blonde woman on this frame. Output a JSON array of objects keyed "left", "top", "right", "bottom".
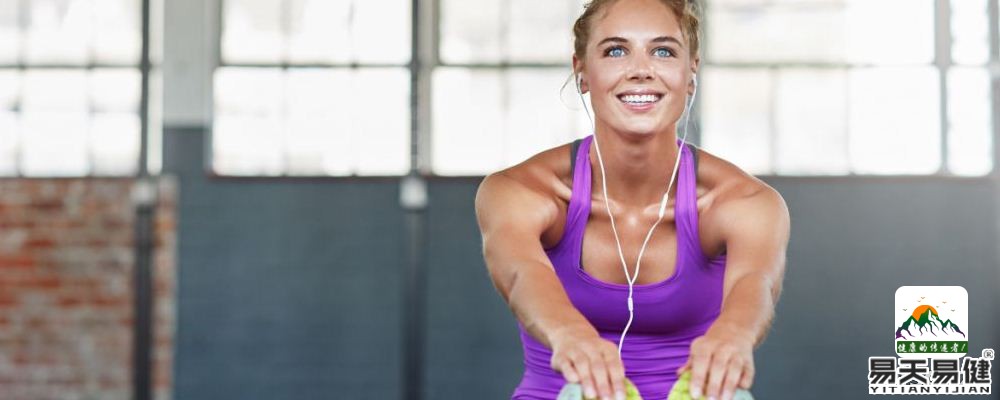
[{"left": 475, "top": 0, "right": 790, "bottom": 399}]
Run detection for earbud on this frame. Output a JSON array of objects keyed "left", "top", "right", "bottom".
[{"left": 576, "top": 75, "right": 585, "bottom": 95}]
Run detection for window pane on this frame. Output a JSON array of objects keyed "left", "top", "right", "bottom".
[
  {"left": 0, "top": 1, "right": 18, "bottom": 64},
  {"left": 222, "top": 0, "right": 283, "bottom": 63},
  {"left": 951, "top": 0, "right": 989, "bottom": 66},
  {"left": 214, "top": 115, "right": 284, "bottom": 175},
  {"left": 25, "top": 0, "right": 92, "bottom": 65},
  {"left": 21, "top": 111, "right": 89, "bottom": 176},
  {"left": 947, "top": 67, "right": 991, "bottom": 176},
  {"left": 432, "top": 68, "right": 587, "bottom": 175},
  {"left": 708, "top": 0, "right": 933, "bottom": 65},
  {"left": 506, "top": 69, "right": 585, "bottom": 165},
  {"left": 351, "top": 69, "right": 409, "bottom": 175},
  {"left": 700, "top": 67, "right": 772, "bottom": 174},
  {"left": 774, "top": 68, "right": 849, "bottom": 175},
  {"left": 287, "top": 0, "right": 353, "bottom": 64},
  {"left": 845, "top": 0, "right": 934, "bottom": 65},
  {"left": 23, "top": 69, "right": 88, "bottom": 111},
  {"left": 90, "top": 112, "right": 139, "bottom": 175},
  {"left": 352, "top": 0, "right": 410, "bottom": 64},
  {"left": 285, "top": 68, "right": 353, "bottom": 174},
  {"left": 440, "top": 0, "right": 502, "bottom": 63},
  {"left": 213, "top": 67, "right": 284, "bottom": 175},
  {"left": 0, "top": 112, "right": 17, "bottom": 175},
  {"left": 215, "top": 67, "right": 410, "bottom": 175},
  {"left": 508, "top": 0, "right": 576, "bottom": 63},
  {"left": 93, "top": 0, "right": 140, "bottom": 63},
  {"left": 707, "top": 4, "right": 847, "bottom": 64},
  {"left": 432, "top": 68, "right": 504, "bottom": 174},
  {"left": 0, "top": 70, "right": 19, "bottom": 109},
  {"left": 235, "top": 0, "right": 410, "bottom": 65},
  {"left": 215, "top": 67, "right": 283, "bottom": 115},
  {"left": 848, "top": 67, "right": 939, "bottom": 174},
  {"left": 91, "top": 68, "right": 140, "bottom": 112}
]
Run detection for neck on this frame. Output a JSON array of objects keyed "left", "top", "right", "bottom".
[{"left": 589, "top": 126, "right": 683, "bottom": 211}]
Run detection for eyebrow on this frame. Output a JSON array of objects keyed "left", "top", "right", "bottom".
[{"left": 596, "top": 36, "right": 684, "bottom": 47}]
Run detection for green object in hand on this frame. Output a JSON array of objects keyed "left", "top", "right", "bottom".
[
  {"left": 668, "top": 371, "right": 754, "bottom": 400},
  {"left": 557, "top": 377, "right": 643, "bottom": 400}
]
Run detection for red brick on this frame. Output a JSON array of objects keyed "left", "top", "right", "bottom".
[
  {"left": 0, "top": 255, "right": 35, "bottom": 269},
  {"left": 0, "top": 178, "right": 176, "bottom": 399}
]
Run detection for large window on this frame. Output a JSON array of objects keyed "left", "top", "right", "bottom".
[
  {"left": 213, "top": 0, "right": 589, "bottom": 177},
  {"left": 0, "top": 0, "right": 149, "bottom": 177},
  {"left": 432, "top": 0, "right": 590, "bottom": 176},
  {"left": 211, "top": 0, "right": 997, "bottom": 177},
  {"left": 213, "top": 0, "right": 411, "bottom": 176},
  {"left": 701, "top": 0, "right": 995, "bottom": 176}
]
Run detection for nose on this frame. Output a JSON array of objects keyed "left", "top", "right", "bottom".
[{"left": 626, "top": 55, "right": 654, "bottom": 81}]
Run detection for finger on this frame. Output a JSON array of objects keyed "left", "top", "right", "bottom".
[
  {"left": 558, "top": 359, "right": 580, "bottom": 384},
  {"left": 739, "top": 360, "right": 755, "bottom": 390},
  {"left": 587, "top": 352, "right": 613, "bottom": 400},
  {"left": 704, "top": 352, "right": 731, "bottom": 400},
  {"left": 572, "top": 355, "right": 598, "bottom": 399},
  {"left": 603, "top": 350, "right": 626, "bottom": 400},
  {"left": 688, "top": 347, "right": 712, "bottom": 399},
  {"left": 720, "top": 358, "right": 744, "bottom": 400},
  {"left": 677, "top": 359, "right": 690, "bottom": 375}
]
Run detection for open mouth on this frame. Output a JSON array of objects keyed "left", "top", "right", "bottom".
[
  {"left": 617, "top": 93, "right": 663, "bottom": 105},
  {"left": 616, "top": 91, "right": 663, "bottom": 110}
]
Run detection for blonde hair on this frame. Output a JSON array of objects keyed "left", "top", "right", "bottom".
[{"left": 572, "top": 0, "right": 702, "bottom": 63}]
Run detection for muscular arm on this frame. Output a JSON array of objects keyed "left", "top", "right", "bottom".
[
  {"left": 710, "top": 186, "right": 790, "bottom": 348},
  {"left": 681, "top": 184, "right": 791, "bottom": 400},
  {"left": 476, "top": 169, "right": 630, "bottom": 399},
  {"left": 474, "top": 171, "right": 595, "bottom": 348}
]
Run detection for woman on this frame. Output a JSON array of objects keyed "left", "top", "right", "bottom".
[{"left": 474, "top": 0, "right": 790, "bottom": 399}]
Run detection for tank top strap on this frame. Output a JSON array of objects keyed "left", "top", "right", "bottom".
[
  {"left": 675, "top": 139, "right": 708, "bottom": 264},
  {"left": 563, "top": 135, "right": 594, "bottom": 240}
]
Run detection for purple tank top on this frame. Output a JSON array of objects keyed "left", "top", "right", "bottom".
[{"left": 512, "top": 135, "right": 728, "bottom": 399}]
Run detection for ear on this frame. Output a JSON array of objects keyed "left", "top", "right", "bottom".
[
  {"left": 689, "top": 55, "right": 701, "bottom": 93},
  {"left": 572, "top": 54, "right": 588, "bottom": 94}
]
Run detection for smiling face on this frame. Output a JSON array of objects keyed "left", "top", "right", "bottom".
[{"left": 573, "top": 0, "right": 699, "bottom": 138}]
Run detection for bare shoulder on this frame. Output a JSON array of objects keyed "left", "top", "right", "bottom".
[
  {"left": 694, "top": 147, "right": 790, "bottom": 248},
  {"left": 474, "top": 143, "right": 574, "bottom": 236}
]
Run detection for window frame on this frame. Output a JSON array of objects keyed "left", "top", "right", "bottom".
[
  {"left": 208, "top": 0, "right": 416, "bottom": 179},
  {"left": 0, "top": 0, "right": 156, "bottom": 179},
  {"left": 699, "top": 0, "right": 1000, "bottom": 179},
  {"left": 206, "top": 0, "right": 1000, "bottom": 181}
]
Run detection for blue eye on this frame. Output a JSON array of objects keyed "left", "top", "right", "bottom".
[
  {"left": 605, "top": 46, "right": 626, "bottom": 57},
  {"left": 654, "top": 47, "right": 674, "bottom": 57}
]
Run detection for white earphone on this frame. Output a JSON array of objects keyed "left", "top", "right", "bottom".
[{"left": 575, "top": 71, "right": 698, "bottom": 356}]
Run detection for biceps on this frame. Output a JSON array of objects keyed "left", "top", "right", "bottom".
[{"left": 720, "top": 195, "right": 790, "bottom": 301}]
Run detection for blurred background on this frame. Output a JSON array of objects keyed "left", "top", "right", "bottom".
[{"left": 0, "top": 0, "right": 998, "bottom": 399}]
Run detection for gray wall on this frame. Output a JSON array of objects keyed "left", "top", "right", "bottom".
[
  {"left": 165, "top": 128, "right": 404, "bottom": 399},
  {"left": 165, "top": 127, "right": 999, "bottom": 399}
]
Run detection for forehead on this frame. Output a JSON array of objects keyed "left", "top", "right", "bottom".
[{"left": 590, "top": 0, "right": 683, "bottom": 43}]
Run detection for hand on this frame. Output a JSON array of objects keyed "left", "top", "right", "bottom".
[
  {"left": 550, "top": 326, "right": 627, "bottom": 400},
  {"left": 676, "top": 324, "right": 754, "bottom": 400}
]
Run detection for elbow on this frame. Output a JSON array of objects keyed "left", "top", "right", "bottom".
[{"left": 482, "top": 249, "right": 519, "bottom": 305}]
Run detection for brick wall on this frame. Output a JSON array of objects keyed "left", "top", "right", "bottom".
[{"left": 0, "top": 178, "right": 177, "bottom": 400}]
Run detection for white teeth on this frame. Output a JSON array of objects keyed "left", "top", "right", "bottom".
[{"left": 620, "top": 94, "right": 660, "bottom": 104}]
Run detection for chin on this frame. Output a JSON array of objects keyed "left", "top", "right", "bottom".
[{"left": 615, "top": 122, "right": 664, "bottom": 137}]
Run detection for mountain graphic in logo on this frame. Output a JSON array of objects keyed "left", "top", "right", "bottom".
[{"left": 894, "top": 304, "right": 966, "bottom": 340}]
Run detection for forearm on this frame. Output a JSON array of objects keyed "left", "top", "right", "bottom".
[
  {"left": 709, "top": 273, "right": 779, "bottom": 348},
  {"left": 507, "top": 263, "right": 596, "bottom": 349}
]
